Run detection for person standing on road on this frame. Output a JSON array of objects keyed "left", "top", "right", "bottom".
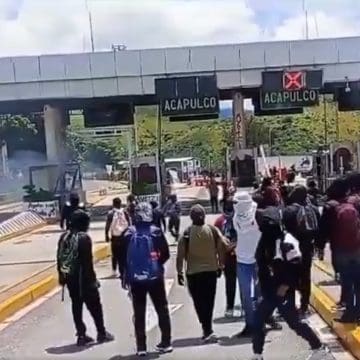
[
  {"left": 150, "top": 200, "right": 166, "bottom": 233},
  {"left": 57, "top": 210, "right": 114, "bottom": 347},
  {"left": 214, "top": 199, "right": 237, "bottom": 318},
  {"left": 126, "top": 194, "right": 137, "bottom": 225},
  {"left": 317, "top": 178, "right": 360, "bottom": 323},
  {"left": 251, "top": 233, "right": 325, "bottom": 360},
  {"left": 208, "top": 176, "right": 219, "bottom": 213},
  {"left": 121, "top": 202, "right": 172, "bottom": 357},
  {"left": 177, "top": 204, "right": 229, "bottom": 341},
  {"left": 233, "top": 191, "right": 261, "bottom": 338},
  {"left": 105, "top": 197, "right": 129, "bottom": 278},
  {"left": 60, "top": 192, "right": 85, "bottom": 230},
  {"left": 282, "top": 186, "right": 320, "bottom": 317},
  {"left": 164, "top": 194, "right": 181, "bottom": 242}
]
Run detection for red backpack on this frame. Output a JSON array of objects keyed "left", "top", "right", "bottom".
[{"left": 333, "top": 202, "right": 360, "bottom": 251}]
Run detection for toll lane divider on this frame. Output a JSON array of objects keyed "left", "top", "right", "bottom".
[
  {"left": 311, "top": 260, "right": 360, "bottom": 359},
  {"left": 0, "top": 243, "right": 110, "bottom": 324},
  {"left": 0, "top": 211, "right": 46, "bottom": 244}
]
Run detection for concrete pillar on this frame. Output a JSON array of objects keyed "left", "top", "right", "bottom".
[
  {"left": 43, "top": 105, "right": 66, "bottom": 164},
  {"left": 233, "top": 92, "right": 246, "bottom": 150}
]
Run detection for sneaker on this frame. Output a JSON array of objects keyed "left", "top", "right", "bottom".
[
  {"left": 136, "top": 350, "right": 147, "bottom": 357},
  {"left": 235, "top": 325, "right": 252, "bottom": 338},
  {"left": 77, "top": 335, "right": 94, "bottom": 347},
  {"left": 224, "top": 309, "right": 234, "bottom": 318},
  {"left": 155, "top": 342, "right": 173, "bottom": 353},
  {"left": 97, "top": 331, "right": 115, "bottom": 343},
  {"left": 335, "top": 312, "right": 358, "bottom": 323},
  {"left": 202, "top": 331, "right": 217, "bottom": 343},
  {"left": 251, "top": 355, "right": 264, "bottom": 360},
  {"left": 306, "top": 345, "right": 329, "bottom": 360}
]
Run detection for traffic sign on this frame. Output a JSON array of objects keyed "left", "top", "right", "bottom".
[
  {"left": 337, "top": 81, "right": 360, "bottom": 111},
  {"left": 261, "top": 69, "right": 322, "bottom": 111},
  {"left": 260, "top": 89, "right": 319, "bottom": 110},
  {"left": 155, "top": 76, "right": 219, "bottom": 118},
  {"left": 283, "top": 71, "right": 306, "bottom": 91}
]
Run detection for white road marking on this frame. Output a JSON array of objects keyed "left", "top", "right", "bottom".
[{"left": 145, "top": 278, "right": 183, "bottom": 332}]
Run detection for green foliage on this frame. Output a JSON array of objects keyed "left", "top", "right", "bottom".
[
  {"left": 66, "top": 123, "right": 126, "bottom": 167},
  {"left": 0, "top": 114, "right": 37, "bottom": 142},
  {"left": 248, "top": 100, "right": 360, "bottom": 155},
  {"left": 65, "top": 100, "right": 360, "bottom": 172}
]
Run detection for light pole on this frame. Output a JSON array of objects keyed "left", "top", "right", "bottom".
[{"left": 85, "top": 0, "right": 95, "bottom": 52}]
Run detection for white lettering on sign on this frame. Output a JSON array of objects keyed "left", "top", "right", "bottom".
[
  {"left": 163, "top": 96, "right": 218, "bottom": 113},
  {"left": 263, "top": 90, "right": 318, "bottom": 105},
  {"left": 137, "top": 194, "right": 161, "bottom": 203}
]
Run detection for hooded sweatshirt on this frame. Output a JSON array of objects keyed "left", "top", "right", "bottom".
[{"left": 233, "top": 191, "right": 261, "bottom": 264}]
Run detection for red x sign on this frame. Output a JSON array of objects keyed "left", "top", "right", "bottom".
[{"left": 283, "top": 71, "right": 306, "bottom": 90}]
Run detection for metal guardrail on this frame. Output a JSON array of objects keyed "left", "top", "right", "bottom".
[{"left": 0, "top": 211, "right": 45, "bottom": 240}]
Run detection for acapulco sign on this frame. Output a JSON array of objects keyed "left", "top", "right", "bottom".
[
  {"left": 155, "top": 75, "right": 219, "bottom": 118},
  {"left": 261, "top": 69, "right": 323, "bottom": 111}
]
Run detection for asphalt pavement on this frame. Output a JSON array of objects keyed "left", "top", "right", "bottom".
[{"left": 0, "top": 214, "right": 351, "bottom": 360}]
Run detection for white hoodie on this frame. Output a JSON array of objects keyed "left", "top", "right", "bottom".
[{"left": 233, "top": 191, "right": 261, "bottom": 264}]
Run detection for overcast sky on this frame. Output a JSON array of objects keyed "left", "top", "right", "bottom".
[{"left": 0, "top": 0, "right": 359, "bottom": 56}]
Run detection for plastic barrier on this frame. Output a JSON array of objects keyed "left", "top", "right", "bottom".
[{"left": 0, "top": 211, "right": 46, "bottom": 242}]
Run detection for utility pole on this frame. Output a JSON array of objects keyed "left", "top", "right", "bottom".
[{"left": 85, "top": 0, "right": 95, "bottom": 52}]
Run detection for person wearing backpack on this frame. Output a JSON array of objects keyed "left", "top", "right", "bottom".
[
  {"left": 121, "top": 202, "right": 172, "bottom": 357},
  {"left": 214, "top": 198, "right": 237, "bottom": 318},
  {"left": 176, "top": 204, "right": 229, "bottom": 342},
  {"left": 251, "top": 233, "right": 325, "bottom": 360},
  {"left": 317, "top": 178, "right": 360, "bottom": 323},
  {"left": 57, "top": 210, "right": 114, "bottom": 347},
  {"left": 105, "top": 197, "right": 130, "bottom": 277},
  {"left": 282, "top": 185, "right": 320, "bottom": 317}
]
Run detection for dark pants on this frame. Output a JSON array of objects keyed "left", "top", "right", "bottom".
[
  {"left": 131, "top": 279, "right": 171, "bottom": 351},
  {"left": 67, "top": 281, "right": 106, "bottom": 337},
  {"left": 187, "top": 271, "right": 217, "bottom": 335},
  {"left": 168, "top": 216, "right": 180, "bottom": 241},
  {"left": 111, "top": 238, "right": 121, "bottom": 272},
  {"left": 336, "top": 252, "right": 360, "bottom": 316},
  {"left": 224, "top": 255, "right": 237, "bottom": 310},
  {"left": 253, "top": 292, "right": 321, "bottom": 355},
  {"left": 299, "top": 249, "right": 313, "bottom": 312},
  {"left": 210, "top": 196, "right": 219, "bottom": 213}
]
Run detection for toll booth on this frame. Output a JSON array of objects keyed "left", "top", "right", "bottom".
[
  {"left": 24, "top": 162, "right": 84, "bottom": 219},
  {"left": 329, "top": 142, "right": 356, "bottom": 176},
  {"left": 230, "top": 148, "right": 258, "bottom": 187},
  {"left": 164, "top": 157, "right": 200, "bottom": 183},
  {"left": 130, "top": 155, "right": 161, "bottom": 203}
]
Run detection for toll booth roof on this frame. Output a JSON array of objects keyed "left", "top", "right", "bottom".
[{"left": 164, "top": 157, "right": 194, "bottom": 163}]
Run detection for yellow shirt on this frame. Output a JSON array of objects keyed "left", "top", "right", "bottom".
[{"left": 176, "top": 224, "right": 225, "bottom": 275}]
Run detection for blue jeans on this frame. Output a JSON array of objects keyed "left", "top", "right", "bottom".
[{"left": 237, "top": 262, "right": 258, "bottom": 327}]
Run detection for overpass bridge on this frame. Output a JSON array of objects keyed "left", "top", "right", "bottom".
[
  {"left": 0, "top": 36, "right": 359, "bottom": 109},
  {"left": 1, "top": 36, "right": 359, "bottom": 162}
]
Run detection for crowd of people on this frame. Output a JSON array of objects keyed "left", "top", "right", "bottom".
[{"left": 55, "top": 171, "right": 360, "bottom": 359}]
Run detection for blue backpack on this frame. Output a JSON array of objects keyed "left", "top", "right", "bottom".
[{"left": 126, "top": 228, "right": 162, "bottom": 283}]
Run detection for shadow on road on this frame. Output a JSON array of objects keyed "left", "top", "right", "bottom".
[
  {"left": 213, "top": 316, "right": 243, "bottom": 324},
  {"left": 108, "top": 352, "right": 160, "bottom": 360},
  {"left": 46, "top": 342, "right": 96, "bottom": 355}
]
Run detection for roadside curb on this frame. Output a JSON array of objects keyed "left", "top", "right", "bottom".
[
  {"left": 311, "top": 276, "right": 360, "bottom": 359},
  {"left": 0, "top": 243, "right": 110, "bottom": 324}
]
